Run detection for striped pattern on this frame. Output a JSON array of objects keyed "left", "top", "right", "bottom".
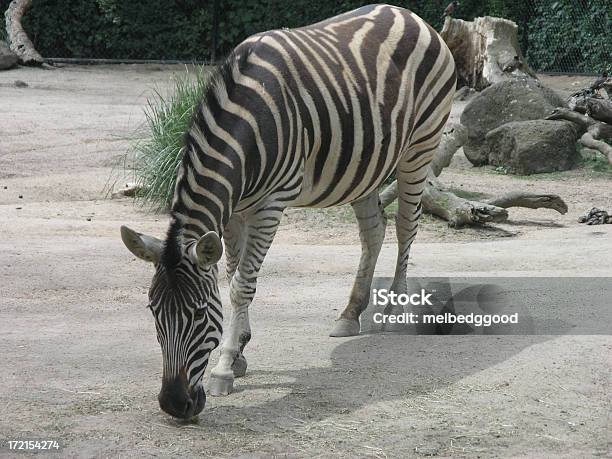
[
  {"left": 134, "top": 4, "right": 455, "bottom": 414},
  {"left": 148, "top": 261, "right": 222, "bottom": 389}
]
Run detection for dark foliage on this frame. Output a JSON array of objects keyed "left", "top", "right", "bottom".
[{"left": 0, "top": 0, "right": 609, "bottom": 72}]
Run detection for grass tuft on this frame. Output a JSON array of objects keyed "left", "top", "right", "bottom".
[{"left": 131, "top": 66, "right": 211, "bottom": 211}]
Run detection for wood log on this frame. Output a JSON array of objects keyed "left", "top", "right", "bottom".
[
  {"left": 546, "top": 107, "right": 612, "bottom": 164},
  {"left": 440, "top": 16, "right": 537, "bottom": 90},
  {"left": 569, "top": 95, "right": 612, "bottom": 124},
  {"left": 429, "top": 124, "right": 468, "bottom": 177},
  {"left": 4, "top": 0, "right": 43, "bottom": 66},
  {"left": 422, "top": 175, "right": 508, "bottom": 228},
  {"left": 487, "top": 192, "right": 568, "bottom": 214},
  {"left": 585, "top": 98, "right": 612, "bottom": 125},
  {"left": 579, "top": 133, "right": 612, "bottom": 164}
]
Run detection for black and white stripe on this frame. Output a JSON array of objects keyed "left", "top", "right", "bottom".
[{"left": 122, "top": 4, "right": 456, "bottom": 418}]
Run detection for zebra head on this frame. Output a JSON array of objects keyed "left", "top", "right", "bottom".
[{"left": 120, "top": 225, "right": 223, "bottom": 419}]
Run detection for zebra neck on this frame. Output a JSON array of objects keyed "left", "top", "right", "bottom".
[{"left": 170, "top": 146, "right": 242, "bottom": 241}]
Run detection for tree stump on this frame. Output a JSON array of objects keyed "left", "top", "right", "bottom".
[
  {"left": 4, "top": 0, "right": 43, "bottom": 66},
  {"left": 441, "top": 16, "right": 537, "bottom": 90}
]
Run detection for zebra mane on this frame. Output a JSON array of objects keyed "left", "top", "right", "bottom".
[
  {"left": 161, "top": 213, "right": 184, "bottom": 269},
  {"left": 200, "top": 47, "right": 252, "bottom": 117}
]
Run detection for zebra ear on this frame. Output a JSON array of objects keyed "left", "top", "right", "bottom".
[
  {"left": 191, "top": 231, "right": 223, "bottom": 267},
  {"left": 120, "top": 225, "right": 163, "bottom": 264}
]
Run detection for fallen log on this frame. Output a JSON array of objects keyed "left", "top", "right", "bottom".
[
  {"left": 546, "top": 108, "right": 612, "bottom": 164},
  {"left": 572, "top": 97, "right": 612, "bottom": 125},
  {"left": 487, "top": 192, "right": 568, "bottom": 214},
  {"left": 422, "top": 175, "right": 508, "bottom": 228}
]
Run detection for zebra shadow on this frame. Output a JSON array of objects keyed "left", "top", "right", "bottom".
[
  {"left": 199, "top": 276, "right": 600, "bottom": 432},
  {"left": 202, "top": 332, "right": 551, "bottom": 435}
]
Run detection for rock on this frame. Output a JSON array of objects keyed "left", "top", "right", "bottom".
[
  {"left": 14, "top": 80, "right": 28, "bottom": 87},
  {"left": 461, "top": 79, "right": 566, "bottom": 165},
  {"left": 486, "top": 120, "right": 579, "bottom": 175},
  {"left": 578, "top": 208, "right": 611, "bottom": 225},
  {"left": 0, "top": 41, "right": 18, "bottom": 70}
]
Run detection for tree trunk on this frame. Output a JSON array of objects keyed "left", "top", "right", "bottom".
[
  {"left": 4, "top": 0, "right": 43, "bottom": 66},
  {"left": 440, "top": 16, "right": 537, "bottom": 90}
]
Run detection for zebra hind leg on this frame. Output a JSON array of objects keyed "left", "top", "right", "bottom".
[
  {"left": 388, "top": 148, "right": 434, "bottom": 330},
  {"left": 330, "top": 192, "right": 386, "bottom": 337},
  {"left": 209, "top": 199, "right": 286, "bottom": 396}
]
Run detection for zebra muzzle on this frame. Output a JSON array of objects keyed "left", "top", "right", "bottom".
[{"left": 158, "top": 376, "right": 205, "bottom": 419}]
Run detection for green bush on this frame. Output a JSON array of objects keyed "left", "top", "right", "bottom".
[
  {"left": 132, "top": 67, "right": 211, "bottom": 210},
  {"left": 527, "top": 0, "right": 611, "bottom": 74},
  {"left": 1, "top": 0, "right": 609, "bottom": 72}
]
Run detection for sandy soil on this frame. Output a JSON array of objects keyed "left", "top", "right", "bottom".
[{"left": 0, "top": 65, "right": 610, "bottom": 458}]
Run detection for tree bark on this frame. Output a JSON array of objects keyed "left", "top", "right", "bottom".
[
  {"left": 441, "top": 16, "right": 537, "bottom": 90},
  {"left": 4, "top": 0, "right": 43, "bottom": 66}
]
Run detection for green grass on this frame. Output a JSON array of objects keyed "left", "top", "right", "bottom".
[{"left": 131, "top": 66, "right": 211, "bottom": 211}]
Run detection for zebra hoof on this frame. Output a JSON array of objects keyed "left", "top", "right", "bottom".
[
  {"left": 231, "top": 354, "right": 247, "bottom": 378},
  {"left": 329, "top": 318, "right": 360, "bottom": 337},
  {"left": 208, "top": 374, "right": 234, "bottom": 396}
]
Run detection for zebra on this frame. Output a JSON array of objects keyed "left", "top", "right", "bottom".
[{"left": 121, "top": 4, "right": 456, "bottom": 419}]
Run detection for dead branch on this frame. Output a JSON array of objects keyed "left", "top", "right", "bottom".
[
  {"left": 580, "top": 133, "right": 612, "bottom": 164},
  {"left": 546, "top": 107, "right": 612, "bottom": 164},
  {"left": 429, "top": 124, "right": 468, "bottom": 177},
  {"left": 4, "top": 0, "right": 43, "bottom": 65},
  {"left": 422, "top": 175, "right": 508, "bottom": 228},
  {"left": 487, "top": 192, "right": 568, "bottom": 214},
  {"left": 571, "top": 96, "right": 612, "bottom": 125}
]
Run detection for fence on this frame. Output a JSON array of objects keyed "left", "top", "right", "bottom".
[{"left": 1, "top": 0, "right": 610, "bottom": 74}]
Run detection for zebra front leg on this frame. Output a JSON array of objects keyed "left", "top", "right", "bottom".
[
  {"left": 222, "top": 214, "right": 249, "bottom": 379},
  {"left": 209, "top": 201, "right": 285, "bottom": 396},
  {"left": 224, "top": 213, "right": 246, "bottom": 283},
  {"left": 330, "top": 192, "right": 386, "bottom": 337}
]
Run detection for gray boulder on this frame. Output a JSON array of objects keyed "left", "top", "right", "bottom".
[
  {"left": 461, "top": 79, "right": 566, "bottom": 165},
  {"left": 0, "top": 41, "right": 18, "bottom": 70},
  {"left": 486, "top": 120, "right": 579, "bottom": 175}
]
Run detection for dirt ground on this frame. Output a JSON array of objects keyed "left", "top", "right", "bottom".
[{"left": 0, "top": 65, "right": 610, "bottom": 458}]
